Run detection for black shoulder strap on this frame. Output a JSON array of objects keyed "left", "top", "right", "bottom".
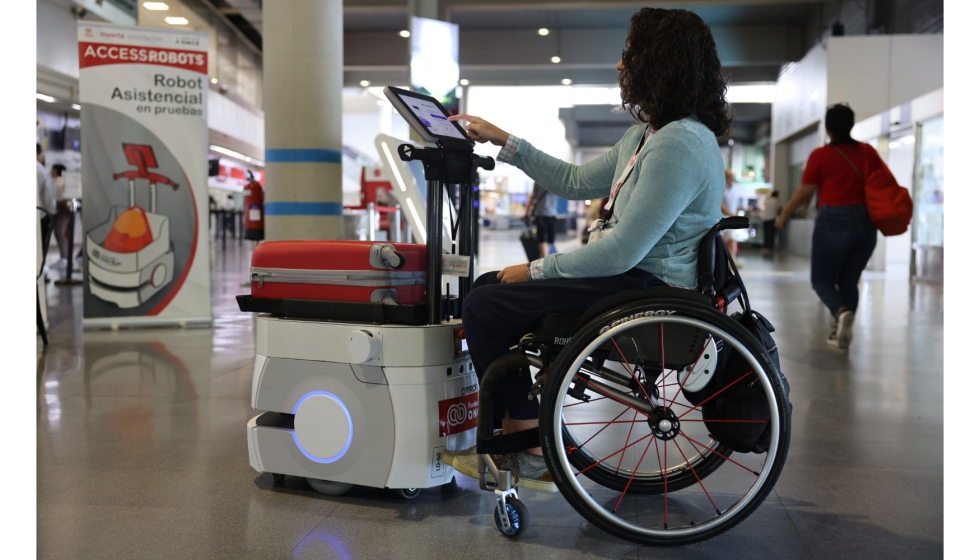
[{"left": 832, "top": 146, "right": 863, "bottom": 181}]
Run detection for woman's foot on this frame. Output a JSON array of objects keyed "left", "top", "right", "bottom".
[
  {"left": 835, "top": 309, "right": 855, "bottom": 349},
  {"left": 508, "top": 451, "right": 558, "bottom": 493}
]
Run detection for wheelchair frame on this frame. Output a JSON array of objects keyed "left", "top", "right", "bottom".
[{"left": 473, "top": 217, "right": 792, "bottom": 544}]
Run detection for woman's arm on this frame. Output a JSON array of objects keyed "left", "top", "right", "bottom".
[
  {"left": 775, "top": 183, "right": 816, "bottom": 229},
  {"left": 450, "top": 113, "right": 627, "bottom": 201},
  {"left": 537, "top": 127, "right": 706, "bottom": 279}
]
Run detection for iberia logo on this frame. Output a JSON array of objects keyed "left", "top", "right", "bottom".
[
  {"left": 78, "top": 41, "right": 208, "bottom": 74},
  {"left": 84, "top": 28, "right": 94, "bottom": 37}
]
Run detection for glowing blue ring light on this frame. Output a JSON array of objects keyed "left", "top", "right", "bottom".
[{"left": 292, "top": 391, "right": 354, "bottom": 464}]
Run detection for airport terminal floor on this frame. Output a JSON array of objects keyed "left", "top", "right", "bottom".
[{"left": 36, "top": 231, "right": 943, "bottom": 559}]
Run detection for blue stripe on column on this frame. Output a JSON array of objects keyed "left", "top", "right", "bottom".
[
  {"left": 264, "top": 202, "right": 344, "bottom": 216},
  {"left": 265, "top": 149, "right": 342, "bottom": 163}
]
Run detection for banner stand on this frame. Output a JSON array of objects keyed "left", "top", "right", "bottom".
[{"left": 78, "top": 23, "right": 211, "bottom": 329}]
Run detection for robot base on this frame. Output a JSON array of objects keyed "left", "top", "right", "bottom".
[{"left": 247, "top": 315, "right": 478, "bottom": 495}]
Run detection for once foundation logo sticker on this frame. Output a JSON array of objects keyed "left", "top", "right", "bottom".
[{"left": 438, "top": 392, "right": 478, "bottom": 437}]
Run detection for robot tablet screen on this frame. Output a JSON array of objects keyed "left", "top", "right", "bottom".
[{"left": 384, "top": 86, "right": 469, "bottom": 143}]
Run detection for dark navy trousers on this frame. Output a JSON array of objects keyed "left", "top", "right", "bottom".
[
  {"left": 810, "top": 204, "right": 878, "bottom": 315},
  {"left": 462, "top": 268, "right": 663, "bottom": 421}
]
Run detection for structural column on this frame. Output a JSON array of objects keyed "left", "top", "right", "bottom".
[{"left": 263, "top": 0, "right": 343, "bottom": 240}]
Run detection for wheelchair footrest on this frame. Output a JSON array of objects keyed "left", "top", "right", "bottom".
[{"left": 476, "top": 428, "right": 540, "bottom": 454}]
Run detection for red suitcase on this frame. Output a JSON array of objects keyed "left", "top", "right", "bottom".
[{"left": 250, "top": 240, "right": 427, "bottom": 305}]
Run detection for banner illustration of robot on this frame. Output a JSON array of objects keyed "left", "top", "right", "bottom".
[{"left": 86, "top": 143, "right": 178, "bottom": 309}]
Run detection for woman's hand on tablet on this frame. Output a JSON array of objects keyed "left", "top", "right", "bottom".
[{"left": 449, "top": 114, "right": 510, "bottom": 146}]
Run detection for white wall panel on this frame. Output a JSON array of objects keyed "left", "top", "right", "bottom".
[
  {"left": 208, "top": 90, "right": 264, "bottom": 151},
  {"left": 889, "top": 35, "right": 944, "bottom": 109},
  {"left": 772, "top": 45, "right": 827, "bottom": 143},
  {"left": 826, "top": 37, "right": 891, "bottom": 122},
  {"left": 37, "top": 0, "right": 79, "bottom": 78}
]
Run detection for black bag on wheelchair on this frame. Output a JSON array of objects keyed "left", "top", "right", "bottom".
[
  {"left": 684, "top": 310, "right": 791, "bottom": 454},
  {"left": 682, "top": 241, "right": 792, "bottom": 454}
]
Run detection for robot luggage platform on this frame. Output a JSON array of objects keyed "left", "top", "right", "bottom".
[{"left": 246, "top": 317, "right": 476, "bottom": 496}]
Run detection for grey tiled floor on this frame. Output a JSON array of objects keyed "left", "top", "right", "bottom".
[{"left": 37, "top": 231, "right": 943, "bottom": 559}]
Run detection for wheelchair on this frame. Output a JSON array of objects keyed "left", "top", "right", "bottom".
[{"left": 473, "top": 217, "right": 792, "bottom": 545}]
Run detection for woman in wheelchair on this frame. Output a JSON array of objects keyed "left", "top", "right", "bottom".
[{"left": 446, "top": 8, "right": 790, "bottom": 544}]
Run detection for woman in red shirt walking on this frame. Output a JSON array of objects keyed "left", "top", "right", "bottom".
[{"left": 776, "top": 104, "right": 886, "bottom": 349}]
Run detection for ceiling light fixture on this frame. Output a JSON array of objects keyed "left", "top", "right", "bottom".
[
  {"left": 399, "top": 30, "right": 411, "bottom": 38},
  {"left": 210, "top": 78, "right": 218, "bottom": 84},
  {"left": 164, "top": 16, "right": 189, "bottom": 25},
  {"left": 459, "top": 79, "right": 470, "bottom": 86},
  {"left": 538, "top": 28, "right": 550, "bottom": 36},
  {"left": 551, "top": 56, "right": 561, "bottom": 64},
  {"left": 360, "top": 80, "right": 371, "bottom": 87},
  {"left": 143, "top": 2, "right": 169, "bottom": 10},
  {"left": 561, "top": 78, "right": 572, "bottom": 85},
  {"left": 72, "top": 104, "right": 81, "bottom": 110},
  {"left": 36, "top": 93, "right": 55, "bottom": 103}
]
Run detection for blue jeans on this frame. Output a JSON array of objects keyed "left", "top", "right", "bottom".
[{"left": 810, "top": 204, "right": 877, "bottom": 315}]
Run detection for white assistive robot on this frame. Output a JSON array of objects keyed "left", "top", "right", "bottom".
[{"left": 241, "top": 86, "right": 493, "bottom": 497}]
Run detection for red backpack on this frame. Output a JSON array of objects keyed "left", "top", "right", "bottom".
[{"left": 833, "top": 145, "right": 914, "bottom": 236}]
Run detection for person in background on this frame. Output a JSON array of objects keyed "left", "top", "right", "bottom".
[
  {"left": 524, "top": 182, "right": 558, "bottom": 257},
  {"left": 776, "top": 103, "right": 884, "bottom": 349},
  {"left": 757, "top": 190, "right": 780, "bottom": 256},
  {"left": 720, "top": 169, "right": 741, "bottom": 267},
  {"left": 50, "top": 164, "right": 71, "bottom": 271},
  {"left": 37, "top": 144, "right": 57, "bottom": 252}
]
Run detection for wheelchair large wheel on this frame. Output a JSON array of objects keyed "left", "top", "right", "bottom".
[{"left": 539, "top": 300, "right": 790, "bottom": 546}]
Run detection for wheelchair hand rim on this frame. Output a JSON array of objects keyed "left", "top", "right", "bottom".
[{"left": 551, "top": 313, "right": 783, "bottom": 539}]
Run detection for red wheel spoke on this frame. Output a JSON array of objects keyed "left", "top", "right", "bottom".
[
  {"left": 678, "top": 370, "right": 754, "bottom": 420},
  {"left": 564, "top": 407, "right": 630, "bottom": 453},
  {"left": 563, "top": 396, "right": 608, "bottom": 408},
  {"left": 576, "top": 433, "right": 653, "bottom": 476},
  {"left": 679, "top": 431, "right": 760, "bottom": 476},
  {"left": 672, "top": 439, "right": 721, "bottom": 515},
  {"left": 610, "top": 338, "right": 656, "bottom": 407},
  {"left": 615, "top": 411, "right": 639, "bottom": 473},
  {"left": 613, "top": 429, "right": 656, "bottom": 513}
]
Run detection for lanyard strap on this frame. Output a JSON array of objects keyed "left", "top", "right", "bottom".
[{"left": 603, "top": 126, "right": 655, "bottom": 220}]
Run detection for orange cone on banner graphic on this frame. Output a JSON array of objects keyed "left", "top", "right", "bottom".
[{"left": 104, "top": 207, "right": 154, "bottom": 253}]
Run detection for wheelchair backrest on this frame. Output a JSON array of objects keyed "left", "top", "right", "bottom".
[{"left": 696, "top": 217, "right": 748, "bottom": 297}]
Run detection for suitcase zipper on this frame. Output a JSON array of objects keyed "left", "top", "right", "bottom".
[{"left": 250, "top": 267, "right": 425, "bottom": 287}]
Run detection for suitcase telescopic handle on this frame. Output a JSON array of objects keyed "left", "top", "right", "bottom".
[{"left": 380, "top": 245, "right": 406, "bottom": 270}]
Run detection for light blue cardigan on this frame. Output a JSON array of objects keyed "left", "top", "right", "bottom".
[{"left": 503, "top": 117, "right": 726, "bottom": 288}]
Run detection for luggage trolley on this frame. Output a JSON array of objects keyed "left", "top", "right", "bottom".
[{"left": 238, "top": 86, "right": 493, "bottom": 498}]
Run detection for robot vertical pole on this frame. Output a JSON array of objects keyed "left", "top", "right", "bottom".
[
  {"left": 128, "top": 179, "right": 135, "bottom": 207},
  {"left": 457, "top": 180, "right": 474, "bottom": 302},
  {"left": 426, "top": 179, "right": 443, "bottom": 325},
  {"left": 150, "top": 181, "right": 157, "bottom": 213}
]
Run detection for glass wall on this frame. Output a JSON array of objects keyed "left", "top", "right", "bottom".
[{"left": 911, "top": 115, "right": 944, "bottom": 281}]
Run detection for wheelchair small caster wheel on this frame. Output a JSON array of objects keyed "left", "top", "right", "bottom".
[
  {"left": 272, "top": 473, "right": 286, "bottom": 485},
  {"left": 494, "top": 497, "right": 529, "bottom": 538},
  {"left": 397, "top": 488, "right": 421, "bottom": 500}
]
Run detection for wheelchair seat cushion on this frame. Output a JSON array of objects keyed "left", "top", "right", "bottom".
[{"left": 531, "top": 286, "right": 712, "bottom": 348}]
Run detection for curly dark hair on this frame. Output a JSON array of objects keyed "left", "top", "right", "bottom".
[{"left": 619, "top": 8, "right": 732, "bottom": 138}]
